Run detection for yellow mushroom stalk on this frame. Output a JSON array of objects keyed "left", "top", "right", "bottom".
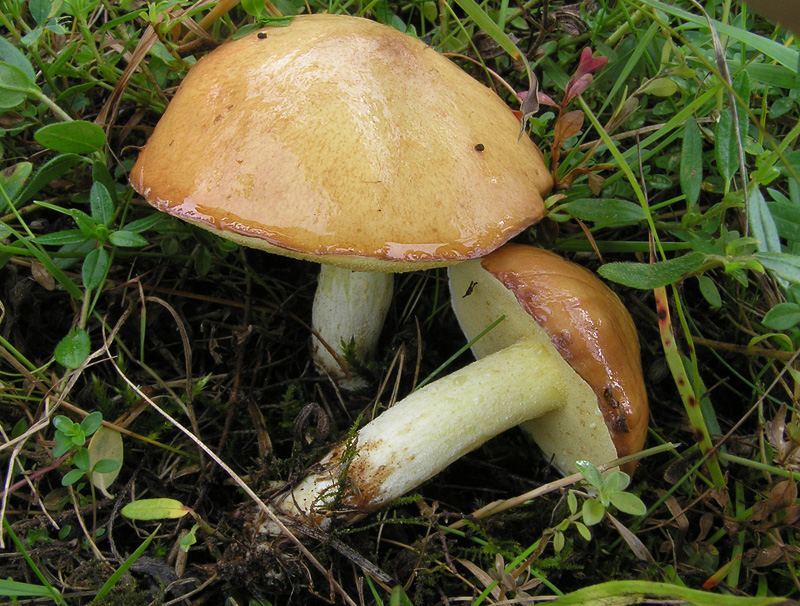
[{"left": 261, "top": 338, "right": 609, "bottom": 532}]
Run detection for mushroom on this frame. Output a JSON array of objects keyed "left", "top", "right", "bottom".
[
  {"left": 449, "top": 244, "right": 648, "bottom": 475},
  {"left": 261, "top": 244, "right": 646, "bottom": 530},
  {"left": 130, "top": 14, "right": 552, "bottom": 388}
]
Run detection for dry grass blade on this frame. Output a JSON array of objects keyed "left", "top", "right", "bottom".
[{"left": 103, "top": 343, "right": 359, "bottom": 606}]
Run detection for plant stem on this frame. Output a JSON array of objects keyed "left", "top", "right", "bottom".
[{"left": 654, "top": 285, "right": 726, "bottom": 488}]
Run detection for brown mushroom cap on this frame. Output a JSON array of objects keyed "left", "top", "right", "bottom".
[
  {"left": 130, "top": 14, "right": 552, "bottom": 272},
  {"left": 450, "top": 244, "right": 648, "bottom": 474}
]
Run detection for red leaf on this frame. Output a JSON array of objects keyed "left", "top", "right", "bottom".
[
  {"left": 565, "top": 74, "right": 593, "bottom": 103},
  {"left": 537, "top": 91, "right": 557, "bottom": 107},
  {"left": 576, "top": 47, "right": 609, "bottom": 79}
]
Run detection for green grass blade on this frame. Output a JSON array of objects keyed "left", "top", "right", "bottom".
[
  {"left": 2, "top": 518, "right": 66, "bottom": 605},
  {"left": 555, "top": 580, "right": 791, "bottom": 606},
  {"left": 451, "top": 0, "right": 523, "bottom": 64},
  {"left": 0, "top": 579, "right": 55, "bottom": 597},
  {"left": 632, "top": 0, "right": 799, "bottom": 69},
  {"left": 92, "top": 526, "right": 159, "bottom": 603}
]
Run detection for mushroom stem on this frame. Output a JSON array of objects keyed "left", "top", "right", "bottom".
[
  {"left": 263, "top": 338, "right": 615, "bottom": 531},
  {"left": 311, "top": 266, "right": 393, "bottom": 390}
]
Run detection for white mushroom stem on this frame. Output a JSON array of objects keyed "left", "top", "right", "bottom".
[
  {"left": 311, "top": 266, "right": 393, "bottom": 390},
  {"left": 263, "top": 337, "right": 616, "bottom": 532}
]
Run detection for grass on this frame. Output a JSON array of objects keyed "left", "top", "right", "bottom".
[{"left": 1, "top": 0, "right": 800, "bottom": 603}]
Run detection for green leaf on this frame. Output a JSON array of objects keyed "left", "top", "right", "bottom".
[
  {"left": 121, "top": 498, "right": 192, "bottom": 520},
  {"left": 21, "top": 30, "right": 43, "bottom": 51},
  {"left": 81, "top": 411, "right": 103, "bottom": 436},
  {"left": 555, "top": 580, "right": 789, "bottom": 606},
  {"left": 0, "top": 62, "right": 38, "bottom": 110},
  {"left": 715, "top": 111, "right": 738, "bottom": 182},
  {"left": 90, "top": 182, "right": 114, "bottom": 226},
  {"left": 553, "top": 529, "right": 565, "bottom": 552},
  {"left": 0, "top": 579, "right": 55, "bottom": 597},
  {"left": 30, "top": 0, "right": 52, "bottom": 25},
  {"left": 575, "top": 521, "right": 592, "bottom": 542},
  {"left": 562, "top": 198, "right": 646, "bottom": 226},
  {"left": 748, "top": 188, "right": 781, "bottom": 254},
  {"left": 0, "top": 38, "right": 36, "bottom": 81},
  {"left": 73, "top": 447, "right": 90, "bottom": 470},
  {"left": 53, "top": 436, "right": 72, "bottom": 458},
  {"left": 608, "top": 491, "right": 647, "bottom": 516},
  {"left": 582, "top": 498, "right": 605, "bottom": 526},
  {"left": 92, "top": 526, "right": 159, "bottom": 604},
  {"left": 161, "top": 237, "right": 180, "bottom": 256},
  {"left": 70, "top": 208, "right": 96, "bottom": 236},
  {"left": 123, "top": 213, "right": 167, "bottom": 233},
  {"left": 88, "top": 426, "right": 123, "bottom": 498},
  {"left": 598, "top": 252, "right": 706, "bottom": 289},
  {"left": 638, "top": 77, "right": 678, "bottom": 97},
  {"left": 54, "top": 327, "right": 90, "bottom": 368},
  {"left": 61, "top": 468, "right": 85, "bottom": 486},
  {"left": 53, "top": 415, "right": 75, "bottom": 433},
  {"left": 15, "top": 154, "right": 82, "bottom": 205},
  {"left": 194, "top": 246, "right": 211, "bottom": 276},
  {"left": 92, "top": 160, "right": 117, "bottom": 203},
  {"left": 34, "top": 120, "right": 106, "bottom": 153},
  {"left": 638, "top": 0, "right": 798, "bottom": 69},
  {"left": 82, "top": 246, "right": 109, "bottom": 289},
  {"left": 34, "top": 229, "right": 89, "bottom": 246},
  {"left": 0, "top": 162, "right": 32, "bottom": 209},
  {"left": 762, "top": 302, "right": 800, "bottom": 330},
  {"left": 696, "top": 275, "right": 722, "bottom": 308},
  {"left": 768, "top": 191, "right": 800, "bottom": 243},
  {"left": 746, "top": 63, "right": 796, "bottom": 89},
  {"left": 241, "top": 0, "right": 266, "bottom": 15},
  {"left": 575, "top": 460, "right": 603, "bottom": 487},
  {"left": 769, "top": 96, "right": 795, "bottom": 120},
  {"left": 567, "top": 490, "right": 578, "bottom": 514},
  {"left": 605, "top": 470, "right": 630, "bottom": 492},
  {"left": 756, "top": 252, "right": 800, "bottom": 285},
  {"left": 179, "top": 524, "right": 199, "bottom": 552},
  {"left": 109, "top": 230, "right": 148, "bottom": 247},
  {"left": 680, "top": 116, "right": 702, "bottom": 207},
  {"left": 92, "top": 458, "right": 121, "bottom": 474}
]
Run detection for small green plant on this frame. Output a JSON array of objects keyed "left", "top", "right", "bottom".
[
  {"left": 52, "top": 412, "right": 102, "bottom": 458},
  {"left": 552, "top": 461, "right": 647, "bottom": 552},
  {"left": 52, "top": 412, "right": 119, "bottom": 486},
  {"left": 575, "top": 460, "right": 647, "bottom": 523}
]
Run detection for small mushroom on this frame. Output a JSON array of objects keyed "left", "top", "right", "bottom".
[
  {"left": 261, "top": 244, "right": 646, "bottom": 530},
  {"left": 449, "top": 244, "right": 648, "bottom": 475},
  {"left": 130, "top": 14, "right": 552, "bottom": 389}
]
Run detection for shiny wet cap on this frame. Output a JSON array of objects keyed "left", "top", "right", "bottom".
[{"left": 131, "top": 14, "right": 552, "bottom": 272}]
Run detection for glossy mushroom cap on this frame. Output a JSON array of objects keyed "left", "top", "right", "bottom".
[
  {"left": 741, "top": 0, "right": 800, "bottom": 35},
  {"left": 130, "top": 14, "right": 552, "bottom": 272},
  {"left": 449, "top": 244, "right": 648, "bottom": 474}
]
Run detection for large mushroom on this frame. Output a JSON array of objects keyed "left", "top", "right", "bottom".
[
  {"left": 130, "top": 14, "right": 552, "bottom": 388},
  {"left": 261, "top": 244, "right": 647, "bottom": 530}
]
